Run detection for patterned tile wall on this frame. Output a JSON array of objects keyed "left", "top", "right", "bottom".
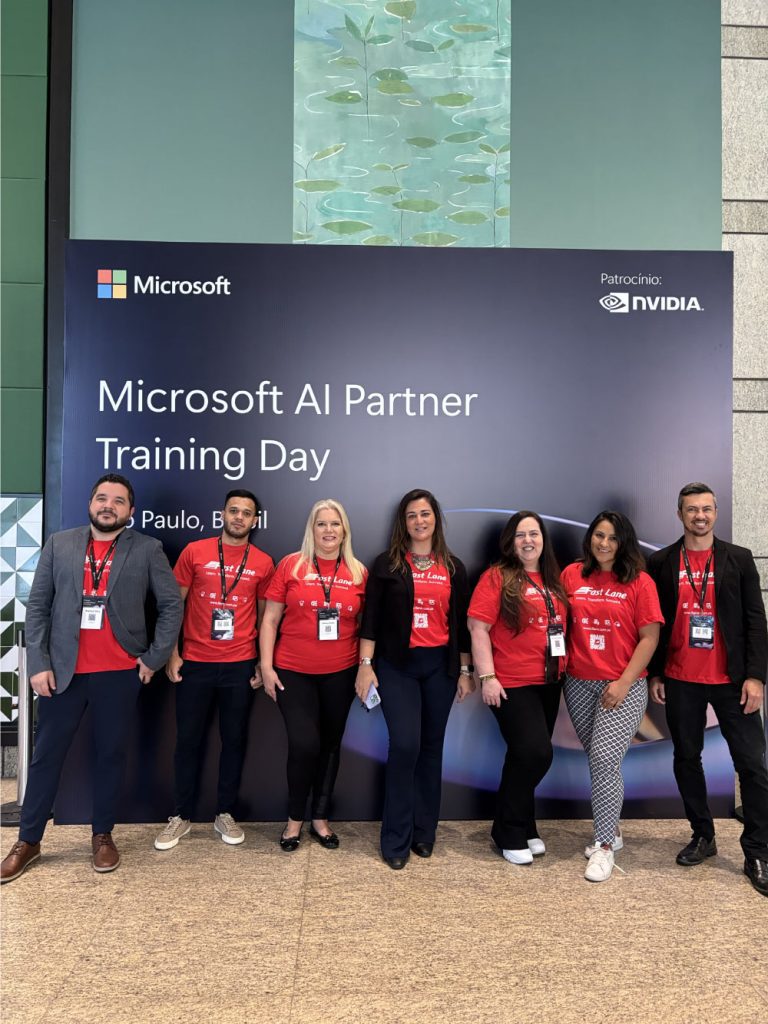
[{"left": 0, "top": 495, "right": 43, "bottom": 724}]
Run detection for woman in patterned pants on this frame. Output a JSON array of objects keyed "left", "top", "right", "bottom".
[{"left": 562, "top": 511, "right": 663, "bottom": 882}]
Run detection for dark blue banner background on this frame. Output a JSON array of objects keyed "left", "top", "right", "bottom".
[{"left": 54, "top": 241, "right": 734, "bottom": 823}]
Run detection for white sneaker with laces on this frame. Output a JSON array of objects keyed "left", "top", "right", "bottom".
[
  {"left": 502, "top": 847, "right": 533, "bottom": 865},
  {"left": 585, "top": 846, "right": 614, "bottom": 882},
  {"left": 527, "top": 838, "right": 546, "bottom": 856},
  {"left": 585, "top": 826, "right": 623, "bottom": 859},
  {"left": 154, "top": 816, "right": 191, "bottom": 851},
  {"left": 214, "top": 813, "right": 245, "bottom": 845}
]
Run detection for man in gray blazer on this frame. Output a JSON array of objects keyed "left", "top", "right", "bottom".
[{"left": 1, "top": 474, "right": 182, "bottom": 883}]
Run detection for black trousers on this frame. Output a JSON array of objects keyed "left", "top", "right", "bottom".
[
  {"left": 490, "top": 681, "right": 562, "bottom": 851},
  {"left": 665, "top": 677, "right": 768, "bottom": 859},
  {"left": 174, "top": 659, "right": 254, "bottom": 819},
  {"left": 20, "top": 669, "right": 141, "bottom": 843},
  {"left": 377, "top": 647, "right": 456, "bottom": 859},
  {"left": 275, "top": 665, "right": 356, "bottom": 821}
]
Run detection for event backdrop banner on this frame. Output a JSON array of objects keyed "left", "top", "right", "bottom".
[{"left": 54, "top": 240, "right": 733, "bottom": 824}]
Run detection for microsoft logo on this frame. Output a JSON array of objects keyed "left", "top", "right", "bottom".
[{"left": 97, "top": 269, "right": 127, "bottom": 299}]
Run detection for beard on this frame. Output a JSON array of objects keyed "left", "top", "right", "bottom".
[{"left": 89, "top": 509, "right": 130, "bottom": 535}]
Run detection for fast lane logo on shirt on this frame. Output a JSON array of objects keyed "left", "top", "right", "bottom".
[
  {"left": 677, "top": 568, "right": 714, "bottom": 613},
  {"left": 574, "top": 585, "right": 628, "bottom": 601}
]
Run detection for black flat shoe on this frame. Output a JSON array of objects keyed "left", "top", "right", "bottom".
[
  {"left": 744, "top": 857, "right": 768, "bottom": 897},
  {"left": 279, "top": 830, "right": 302, "bottom": 852},
  {"left": 676, "top": 835, "right": 717, "bottom": 866},
  {"left": 309, "top": 825, "right": 339, "bottom": 849},
  {"left": 384, "top": 855, "right": 408, "bottom": 870},
  {"left": 411, "top": 842, "right": 433, "bottom": 858}
]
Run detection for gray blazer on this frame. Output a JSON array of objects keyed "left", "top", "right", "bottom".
[{"left": 25, "top": 525, "right": 183, "bottom": 692}]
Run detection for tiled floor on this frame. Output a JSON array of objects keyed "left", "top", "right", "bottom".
[{"left": 1, "top": 780, "right": 766, "bottom": 1024}]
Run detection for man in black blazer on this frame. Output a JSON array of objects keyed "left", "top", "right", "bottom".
[
  {"left": 647, "top": 482, "right": 768, "bottom": 897},
  {"left": 0, "top": 474, "right": 182, "bottom": 883}
]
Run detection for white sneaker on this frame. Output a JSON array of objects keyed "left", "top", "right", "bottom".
[
  {"left": 214, "top": 813, "right": 245, "bottom": 845},
  {"left": 154, "top": 816, "right": 191, "bottom": 851},
  {"left": 585, "top": 826, "right": 623, "bottom": 859},
  {"left": 585, "top": 846, "right": 614, "bottom": 882},
  {"left": 502, "top": 847, "right": 533, "bottom": 865},
  {"left": 527, "top": 838, "right": 546, "bottom": 856}
]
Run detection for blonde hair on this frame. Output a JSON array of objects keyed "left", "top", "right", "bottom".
[{"left": 292, "top": 499, "right": 365, "bottom": 585}]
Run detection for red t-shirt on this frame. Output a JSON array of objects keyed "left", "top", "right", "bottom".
[
  {"left": 265, "top": 553, "right": 367, "bottom": 674},
  {"left": 74, "top": 538, "right": 137, "bottom": 674},
  {"left": 562, "top": 562, "right": 663, "bottom": 681},
  {"left": 174, "top": 537, "right": 274, "bottom": 662},
  {"left": 407, "top": 554, "right": 451, "bottom": 648},
  {"left": 469, "top": 568, "right": 566, "bottom": 687},
  {"left": 664, "top": 547, "right": 730, "bottom": 684}
]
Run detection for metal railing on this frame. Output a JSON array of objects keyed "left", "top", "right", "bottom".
[{"left": 1, "top": 629, "right": 34, "bottom": 826}]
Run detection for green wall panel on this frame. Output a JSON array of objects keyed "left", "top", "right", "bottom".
[
  {"left": 0, "top": 389, "right": 44, "bottom": 493},
  {"left": 294, "top": 0, "right": 511, "bottom": 248},
  {"left": 70, "top": 0, "right": 293, "bottom": 243},
  {"left": 1, "top": 75, "right": 48, "bottom": 179},
  {"left": 0, "top": 178, "right": 45, "bottom": 283},
  {"left": 68, "top": 0, "right": 722, "bottom": 251},
  {"left": 0, "top": 0, "right": 48, "bottom": 77},
  {"left": 509, "top": 0, "right": 722, "bottom": 249},
  {"left": 0, "top": 284, "right": 44, "bottom": 388}
]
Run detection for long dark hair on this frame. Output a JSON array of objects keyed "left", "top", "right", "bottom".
[
  {"left": 495, "top": 511, "right": 566, "bottom": 633},
  {"left": 580, "top": 510, "right": 644, "bottom": 583},
  {"left": 388, "top": 488, "right": 455, "bottom": 575}
]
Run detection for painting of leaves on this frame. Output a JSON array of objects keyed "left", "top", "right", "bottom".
[{"left": 294, "top": 0, "right": 511, "bottom": 246}]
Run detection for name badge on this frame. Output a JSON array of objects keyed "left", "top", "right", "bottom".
[
  {"left": 81, "top": 595, "right": 105, "bottom": 630},
  {"left": 211, "top": 607, "right": 235, "bottom": 641},
  {"left": 317, "top": 607, "right": 340, "bottom": 641},
  {"left": 547, "top": 625, "right": 566, "bottom": 657},
  {"left": 689, "top": 613, "right": 714, "bottom": 649}
]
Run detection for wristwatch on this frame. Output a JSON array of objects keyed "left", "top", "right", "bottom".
[{"left": 359, "top": 657, "right": 373, "bottom": 666}]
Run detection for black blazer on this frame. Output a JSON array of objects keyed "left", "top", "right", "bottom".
[
  {"left": 359, "top": 552, "right": 471, "bottom": 676},
  {"left": 646, "top": 536, "right": 767, "bottom": 685}
]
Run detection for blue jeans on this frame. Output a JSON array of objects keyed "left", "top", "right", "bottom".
[{"left": 377, "top": 647, "right": 456, "bottom": 859}]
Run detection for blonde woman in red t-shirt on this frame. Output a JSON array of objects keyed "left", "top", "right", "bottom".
[
  {"left": 469, "top": 511, "right": 568, "bottom": 866},
  {"left": 260, "top": 500, "right": 366, "bottom": 851},
  {"left": 562, "top": 510, "right": 663, "bottom": 883}
]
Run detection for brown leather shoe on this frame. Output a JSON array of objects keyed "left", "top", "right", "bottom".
[
  {"left": 1, "top": 840, "right": 41, "bottom": 883},
  {"left": 92, "top": 832, "right": 120, "bottom": 873}
]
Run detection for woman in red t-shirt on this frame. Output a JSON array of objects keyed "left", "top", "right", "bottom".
[
  {"left": 355, "top": 489, "right": 473, "bottom": 869},
  {"left": 469, "top": 511, "right": 567, "bottom": 866},
  {"left": 260, "top": 500, "right": 367, "bottom": 851},
  {"left": 562, "top": 510, "right": 663, "bottom": 883}
]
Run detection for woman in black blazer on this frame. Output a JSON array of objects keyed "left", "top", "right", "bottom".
[{"left": 355, "top": 489, "right": 473, "bottom": 869}]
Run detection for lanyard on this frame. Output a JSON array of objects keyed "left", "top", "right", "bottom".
[
  {"left": 523, "top": 573, "right": 558, "bottom": 623},
  {"left": 313, "top": 555, "right": 342, "bottom": 606},
  {"left": 87, "top": 536, "right": 120, "bottom": 595},
  {"left": 681, "top": 547, "right": 713, "bottom": 611},
  {"left": 218, "top": 537, "right": 250, "bottom": 602}
]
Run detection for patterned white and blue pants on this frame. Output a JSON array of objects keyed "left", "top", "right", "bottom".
[{"left": 563, "top": 675, "right": 648, "bottom": 846}]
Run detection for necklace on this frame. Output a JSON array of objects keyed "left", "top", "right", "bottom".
[{"left": 411, "top": 552, "right": 435, "bottom": 571}]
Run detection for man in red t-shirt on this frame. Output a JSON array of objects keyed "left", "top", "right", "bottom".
[
  {"left": 154, "top": 489, "right": 273, "bottom": 852},
  {"left": 1, "top": 474, "right": 183, "bottom": 884},
  {"left": 648, "top": 482, "right": 768, "bottom": 897}
]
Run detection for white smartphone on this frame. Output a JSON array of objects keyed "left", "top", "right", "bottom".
[{"left": 363, "top": 683, "right": 381, "bottom": 711}]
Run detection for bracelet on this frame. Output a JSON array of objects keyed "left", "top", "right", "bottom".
[
  {"left": 479, "top": 673, "right": 497, "bottom": 683},
  {"left": 359, "top": 657, "right": 373, "bottom": 666}
]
